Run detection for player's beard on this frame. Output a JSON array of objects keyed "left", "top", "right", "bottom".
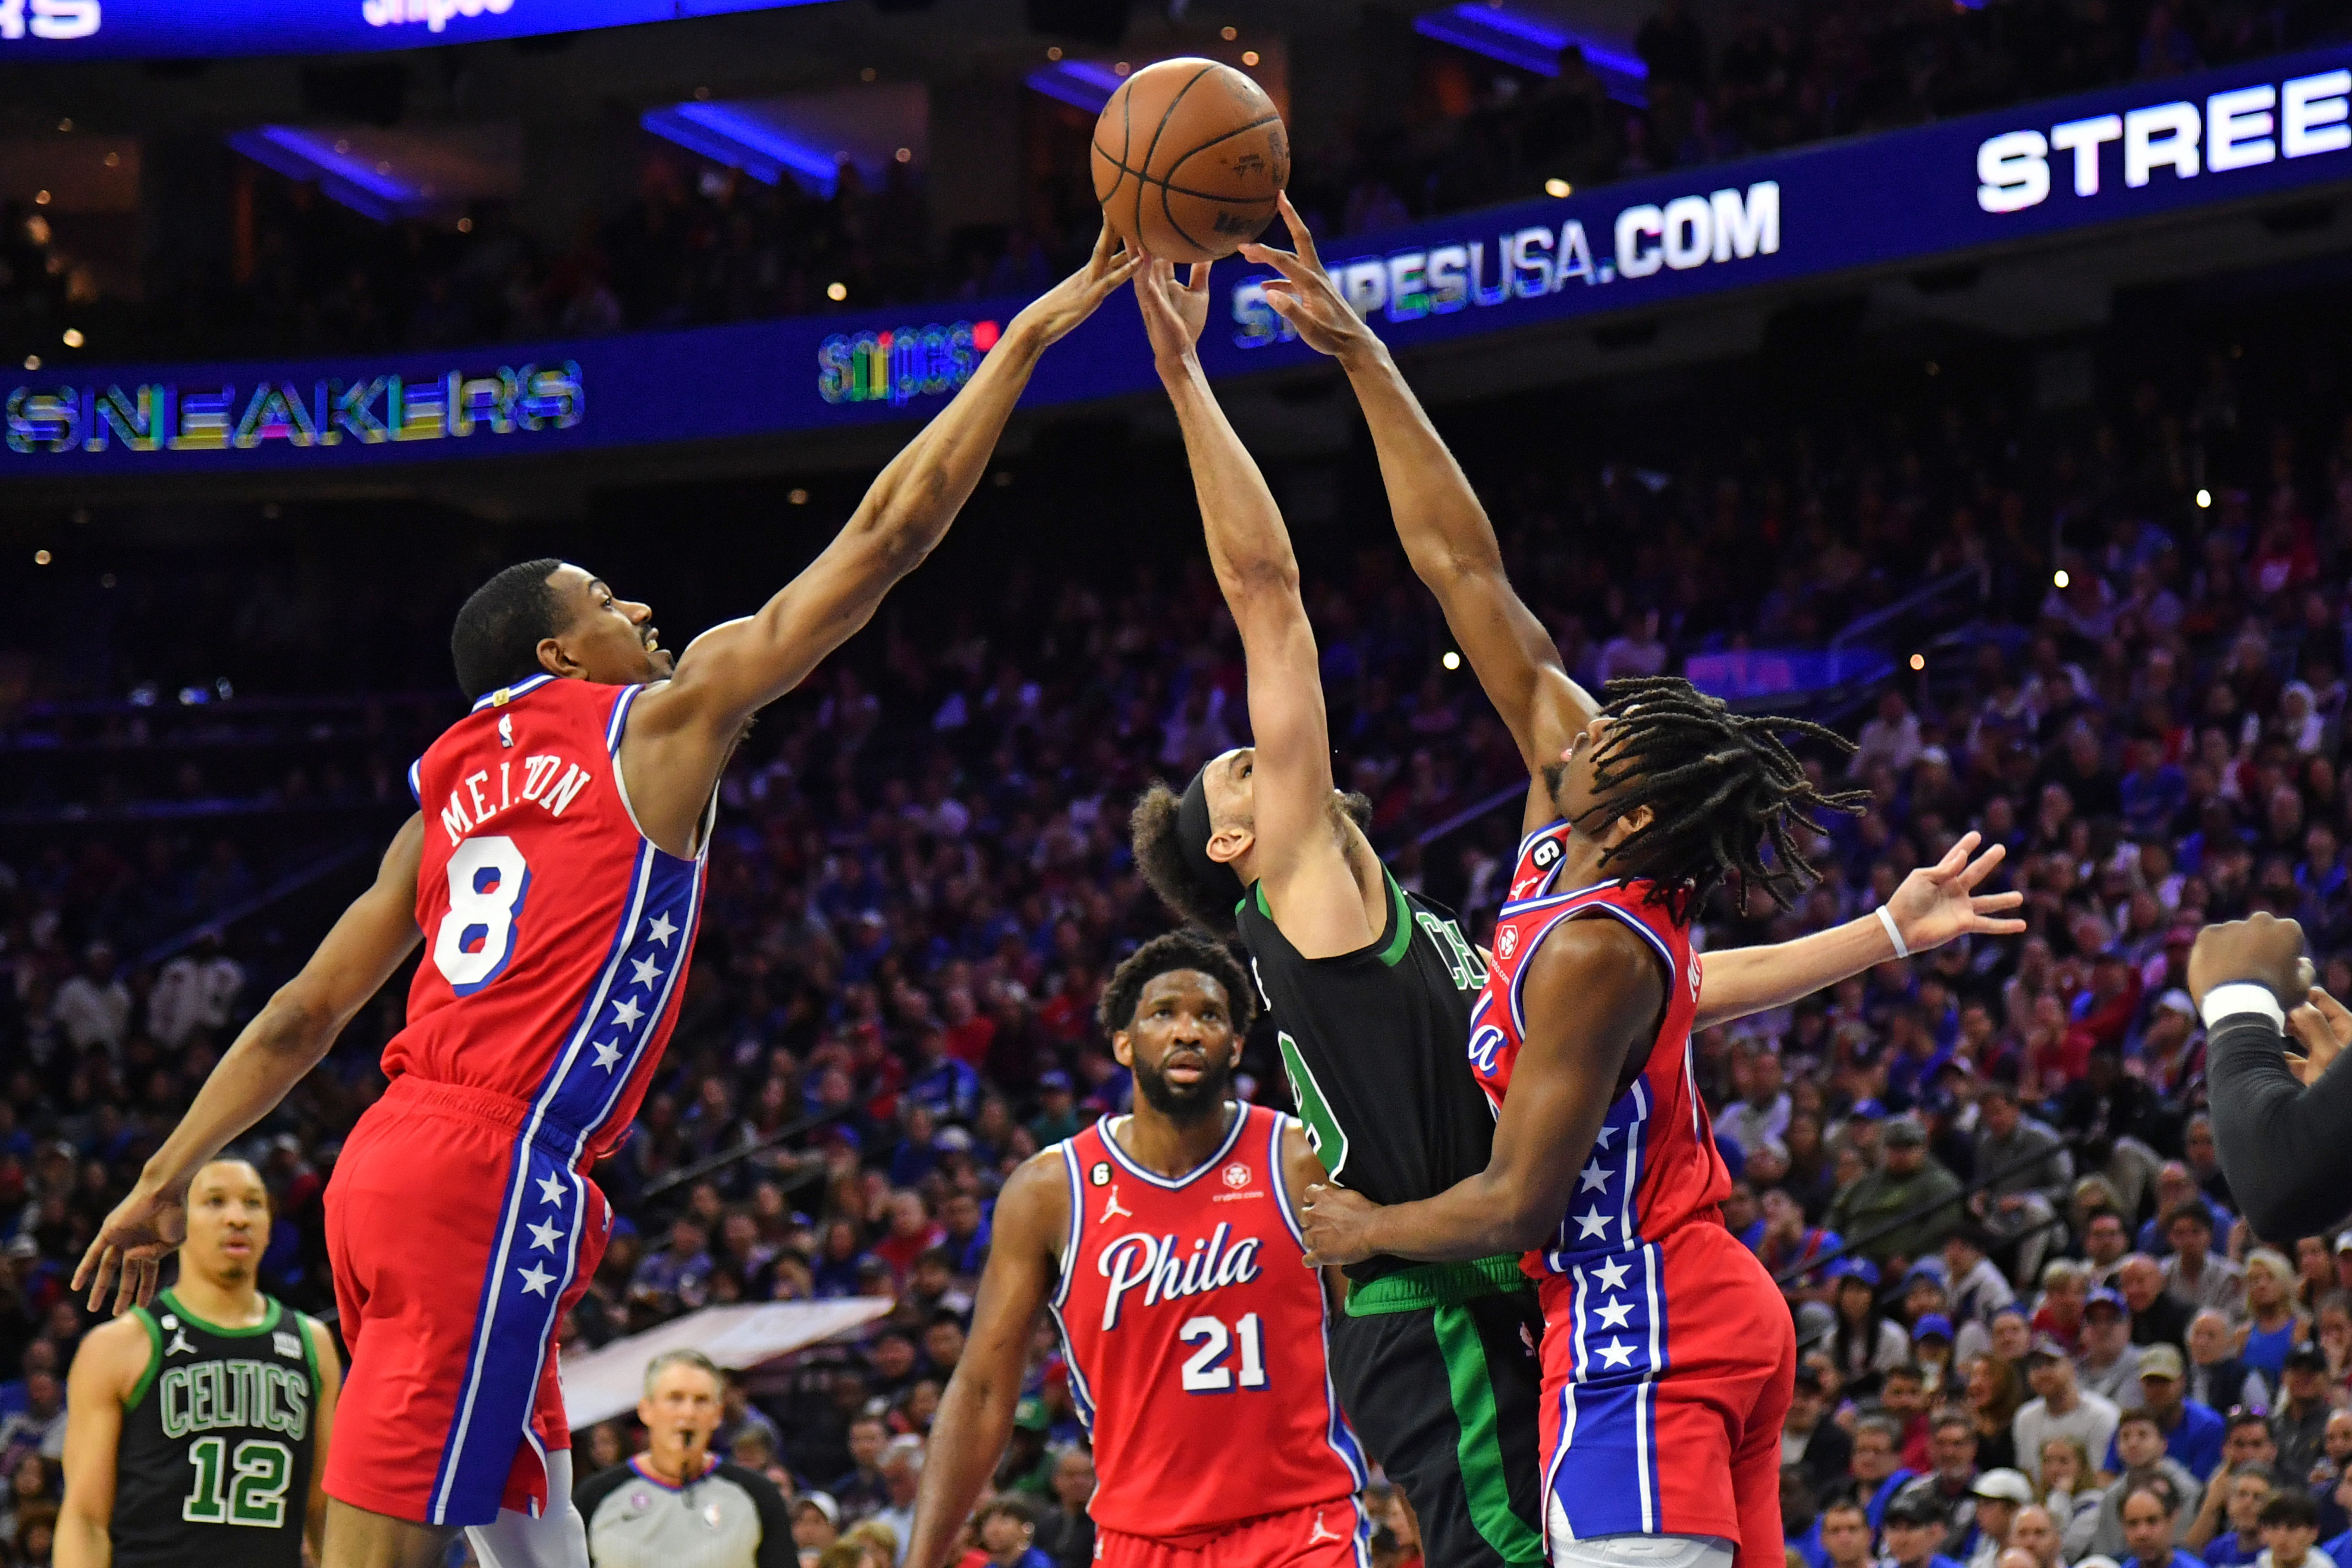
[{"left": 1132, "top": 1048, "right": 1233, "bottom": 1127}]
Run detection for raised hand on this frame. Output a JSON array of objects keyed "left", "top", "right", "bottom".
[
  {"left": 1237, "top": 194, "right": 1379, "bottom": 362},
  {"left": 2188, "top": 912, "right": 2309, "bottom": 1010},
  {"left": 1007, "top": 223, "right": 1144, "bottom": 349},
  {"left": 1883, "top": 831, "right": 2027, "bottom": 954},
  {"left": 73, "top": 1173, "right": 190, "bottom": 1316},
  {"left": 2286, "top": 986, "right": 2350, "bottom": 1086},
  {"left": 1133, "top": 255, "right": 1214, "bottom": 369}
]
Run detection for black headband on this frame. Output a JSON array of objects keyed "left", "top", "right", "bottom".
[{"left": 1177, "top": 765, "right": 1248, "bottom": 912}]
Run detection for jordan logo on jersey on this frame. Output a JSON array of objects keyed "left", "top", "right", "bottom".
[
  {"left": 1099, "top": 1184, "right": 1133, "bottom": 1222},
  {"left": 1308, "top": 1510, "right": 1342, "bottom": 1545},
  {"left": 1095, "top": 1220, "right": 1263, "bottom": 1328}
]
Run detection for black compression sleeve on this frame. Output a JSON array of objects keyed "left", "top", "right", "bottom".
[{"left": 2206, "top": 1014, "right": 2352, "bottom": 1240}]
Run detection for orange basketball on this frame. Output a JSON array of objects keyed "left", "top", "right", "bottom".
[{"left": 1090, "top": 58, "right": 1289, "bottom": 264}]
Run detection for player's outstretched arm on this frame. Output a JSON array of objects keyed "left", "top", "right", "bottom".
[
  {"left": 1693, "top": 831, "right": 2026, "bottom": 1029},
  {"left": 56, "top": 1314, "right": 145, "bottom": 1568},
  {"left": 1241, "top": 196, "right": 1596, "bottom": 775},
  {"left": 905, "top": 1152, "right": 1069, "bottom": 1568},
  {"left": 621, "top": 231, "right": 1139, "bottom": 839},
  {"left": 1134, "top": 257, "right": 1372, "bottom": 955},
  {"left": 73, "top": 816, "right": 426, "bottom": 1315},
  {"left": 1299, "top": 918, "right": 1660, "bottom": 1265}
]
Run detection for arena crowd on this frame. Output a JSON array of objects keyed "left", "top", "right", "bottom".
[{"left": 0, "top": 171, "right": 2350, "bottom": 1568}]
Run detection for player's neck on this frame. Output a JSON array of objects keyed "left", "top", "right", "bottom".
[
  {"left": 1557, "top": 831, "right": 1612, "bottom": 888},
  {"left": 170, "top": 1268, "right": 268, "bottom": 1330},
  {"left": 1113, "top": 1099, "right": 1238, "bottom": 1179}
]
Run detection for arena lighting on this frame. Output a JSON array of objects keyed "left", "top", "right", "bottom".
[
  {"left": 1411, "top": 4, "right": 1649, "bottom": 104},
  {"left": 1025, "top": 58, "right": 1126, "bottom": 112},
  {"left": 33, "top": 549, "right": 51, "bottom": 564},
  {"left": 1909, "top": 653, "right": 1926, "bottom": 671},
  {"left": 2053, "top": 569, "right": 2071, "bottom": 588},
  {"left": 639, "top": 102, "right": 845, "bottom": 194},
  {"left": 61, "top": 329, "right": 84, "bottom": 348},
  {"left": 2197, "top": 488, "right": 2213, "bottom": 508},
  {"left": 1545, "top": 178, "right": 1572, "bottom": 197},
  {"left": 227, "top": 126, "right": 423, "bottom": 221},
  {"left": 1443, "top": 651, "right": 1462, "bottom": 670}
]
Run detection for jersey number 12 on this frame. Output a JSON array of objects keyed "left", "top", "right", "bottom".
[{"left": 182, "top": 1436, "right": 293, "bottom": 1529}]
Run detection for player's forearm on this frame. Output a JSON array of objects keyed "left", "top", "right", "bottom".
[
  {"left": 1694, "top": 915, "right": 1896, "bottom": 1029},
  {"left": 1339, "top": 346, "right": 1507, "bottom": 583},
  {"left": 53, "top": 1510, "right": 109, "bottom": 1568},
  {"left": 1158, "top": 356, "right": 1301, "bottom": 602},
  {"left": 140, "top": 989, "right": 338, "bottom": 1191},
  {"left": 904, "top": 1369, "right": 1020, "bottom": 1568},
  {"left": 1359, "top": 1173, "right": 1552, "bottom": 1262}
]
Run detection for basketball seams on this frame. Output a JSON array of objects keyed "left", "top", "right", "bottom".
[
  {"left": 1157, "top": 114, "right": 1286, "bottom": 193},
  {"left": 1133, "top": 64, "right": 1217, "bottom": 249}
]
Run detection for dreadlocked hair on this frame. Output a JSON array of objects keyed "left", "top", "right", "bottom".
[{"left": 1575, "top": 675, "right": 1870, "bottom": 920}]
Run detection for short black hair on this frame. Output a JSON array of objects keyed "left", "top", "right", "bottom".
[
  {"left": 1569, "top": 676, "right": 1870, "bottom": 919},
  {"left": 2259, "top": 1491, "right": 2320, "bottom": 1531},
  {"left": 1096, "top": 929, "right": 1256, "bottom": 1039},
  {"left": 976, "top": 1494, "right": 1038, "bottom": 1529},
  {"left": 2163, "top": 1200, "right": 2214, "bottom": 1234},
  {"left": 450, "top": 558, "right": 567, "bottom": 700},
  {"left": 1132, "top": 781, "right": 1238, "bottom": 931}
]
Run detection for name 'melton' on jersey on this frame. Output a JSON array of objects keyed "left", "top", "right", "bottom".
[
  {"left": 1049, "top": 1104, "right": 1367, "bottom": 1539},
  {"left": 1469, "top": 819, "right": 1726, "bottom": 1277},
  {"left": 390, "top": 673, "right": 708, "bottom": 1165}
]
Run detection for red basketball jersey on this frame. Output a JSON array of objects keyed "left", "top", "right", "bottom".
[
  {"left": 1050, "top": 1105, "right": 1367, "bottom": 1539},
  {"left": 1467, "top": 819, "right": 1726, "bottom": 1274},
  {"left": 389, "top": 673, "right": 707, "bottom": 1167}
]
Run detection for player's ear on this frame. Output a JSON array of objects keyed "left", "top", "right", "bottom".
[
  {"left": 1110, "top": 1029, "right": 1135, "bottom": 1069},
  {"left": 1206, "top": 822, "right": 1252, "bottom": 865},
  {"left": 1604, "top": 803, "right": 1654, "bottom": 847}
]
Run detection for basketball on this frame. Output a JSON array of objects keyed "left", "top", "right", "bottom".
[{"left": 1091, "top": 58, "right": 1289, "bottom": 264}]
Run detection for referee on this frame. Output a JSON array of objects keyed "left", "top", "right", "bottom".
[
  {"left": 2191, "top": 913, "right": 2352, "bottom": 1239},
  {"left": 576, "top": 1349, "right": 794, "bottom": 1568}
]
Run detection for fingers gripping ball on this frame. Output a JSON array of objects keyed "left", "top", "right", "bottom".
[{"left": 1091, "top": 58, "right": 1289, "bottom": 263}]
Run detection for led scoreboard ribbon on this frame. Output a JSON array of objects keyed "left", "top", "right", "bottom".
[
  {"left": 0, "top": 0, "right": 833, "bottom": 58},
  {"left": 5, "top": 46, "right": 2347, "bottom": 475}
]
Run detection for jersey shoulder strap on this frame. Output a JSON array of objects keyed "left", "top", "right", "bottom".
[{"left": 123, "top": 1304, "right": 164, "bottom": 1410}]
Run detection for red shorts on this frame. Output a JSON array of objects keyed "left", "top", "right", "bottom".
[
  {"left": 324, "top": 1076, "right": 611, "bottom": 1528},
  {"left": 1095, "top": 1500, "right": 1369, "bottom": 1568},
  {"left": 1533, "top": 1222, "right": 1794, "bottom": 1568}
]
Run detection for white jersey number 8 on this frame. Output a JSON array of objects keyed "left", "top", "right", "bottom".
[{"left": 433, "top": 835, "right": 531, "bottom": 994}]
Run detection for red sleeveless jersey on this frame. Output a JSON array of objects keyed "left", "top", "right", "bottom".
[
  {"left": 1049, "top": 1105, "right": 1367, "bottom": 1539},
  {"left": 1467, "top": 819, "right": 1726, "bottom": 1275},
  {"left": 388, "top": 673, "right": 707, "bottom": 1167}
]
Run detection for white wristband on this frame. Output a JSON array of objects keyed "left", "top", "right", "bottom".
[
  {"left": 2200, "top": 982, "right": 2286, "bottom": 1032},
  {"left": 1876, "top": 904, "right": 1910, "bottom": 960}
]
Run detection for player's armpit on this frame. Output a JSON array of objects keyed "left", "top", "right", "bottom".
[
  {"left": 903, "top": 1152, "right": 1069, "bottom": 1568},
  {"left": 56, "top": 1315, "right": 145, "bottom": 1568}
]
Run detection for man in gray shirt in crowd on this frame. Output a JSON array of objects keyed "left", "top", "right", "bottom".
[
  {"left": 575, "top": 1350, "right": 795, "bottom": 1568},
  {"left": 2015, "top": 1336, "right": 2120, "bottom": 1484},
  {"left": 2078, "top": 1287, "right": 2147, "bottom": 1405},
  {"left": 1974, "top": 1083, "right": 2074, "bottom": 1286}
]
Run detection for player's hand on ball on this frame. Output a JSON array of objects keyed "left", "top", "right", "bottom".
[
  {"left": 1298, "top": 1182, "right": 1380, "bottom": 1267},
  {"left": 1884, "top": 831, "right": 2026, "bottom": 955},
  {"left": 1238, "top": 195, "right": 1377, "bottom": 362},
  {"left": 1009, "top": 223, "right": 1144, "bottom": 348},
  {"left": 1133, "top": 256, "right": 1214, "bottom": 370},
  {"left": 74, "top": 1174, "right": 190, "bottom": 1316},
  {"left": 2188, "top": 912, "right": 2309, "bottom": 1011}
]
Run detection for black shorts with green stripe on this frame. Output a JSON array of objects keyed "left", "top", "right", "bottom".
[{"left": 1331, "top": 1256, "right": 1548, "bottom": 1568}]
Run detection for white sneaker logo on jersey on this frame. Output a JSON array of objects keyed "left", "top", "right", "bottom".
[
  {"left": 165, "top": 1329, "right": 196, "bottom": 1357},
  {"left": 1308, "top": 1510, "right": 1342, "bottom": 1545},
  {"left": 1099, "top": 1184, "right": 1133, "bottom": 1222}
]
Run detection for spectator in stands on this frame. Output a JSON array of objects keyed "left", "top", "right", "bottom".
[
  {"left": 1899, "top": 1413, "right": 1986, "bottom": 1547},
  {"left": 2019, "top": 1336, "right": 2121, "bottom": 1485},
  {"left": 2240, "top": 1252, "right": 2309, "bottom": 1388},
  {"left": 1852, "top": 1415, "right": 1918, "bottom": 1532},
  {"left": 2186, "top": 1310, "right": 2269, "bottom": 1417},
  {"left": 831, "top": 1413, "right": 891, "bottom": 1521},
  {"left": 2009, "top": 1504, "right": 2064, "bottom": 1568},
  {"left": 2253, "top": 1491, "right": 2331, "bottom": 1568},
  {"left": 2087, "top": 1214, "right": 2137, "bottom": 1290},
  {"left": 2086, "top": 1415, "right": 2204, "bottom": 1560},
  {"left": 2191, "top": 1463, "right": 2281, "bottom": 1567},
  {"left": 50, "top": 943, "right": 128, "bottom": 1054},
  {"left": 1829, "top": 1260, "right": 1909, "bottom": 1395},
  {"left": 2034, "top": 1437, "right": 2103, "bottom": 1553},
  {"left": 872, "top": 1438, "right": 922, "bottom": 1561},
  {"left": 1946, "top": 1226, "right": 2021, "bottom": 1330},
  {"left": 1819, "top": 1498, "right": 1874, "bottom": 1568},
  {"left": 2083, "top": 1289, "right": 2149, "bottom": 1404},
  {"left": 1032, "top": 1448, "right": 1095, "bottom": 1568},
  {"left": 2125, "top": 1257, "right": 2198, "bottom": 1355},
  {"left": 2272, "top": 1350, "right": 2336, "bottom": 1484},
  {"left": 1975, "top": 1085, "right": 2073, "bottom": 1283},
  {"left": 2115, "top": 1346, "right": 2228, "bottom": 1481},
  {"left": 1882, "top": 1490, "right": 1967, "bottom": 1568},
  {"left": 1829, "top": 1119, "right": 1963, "bottom": 1267},
  {"left": 1722, "top": 1049, "right": 1793, "bottom": 1156},
  {"left": 1786, "top": 1363, "right": 1851, "bottom": 1497},
  {"left": 974, "top": 1495, "right": 1051, "bottom": 1568},
  {"left": 2037, "top": 1262, "right": 2093, "bottom": 1355},
  {"left": 2123, "top": 1482, "right": 2209, "bottom": 1568},
  {"left": 1969, "top": 1470, "right": 2036, "bottom": 1568}
]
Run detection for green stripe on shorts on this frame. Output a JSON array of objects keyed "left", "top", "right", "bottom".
[{"left": 1432, "top": 1301, "right": 1547, "bottom": 1566}]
